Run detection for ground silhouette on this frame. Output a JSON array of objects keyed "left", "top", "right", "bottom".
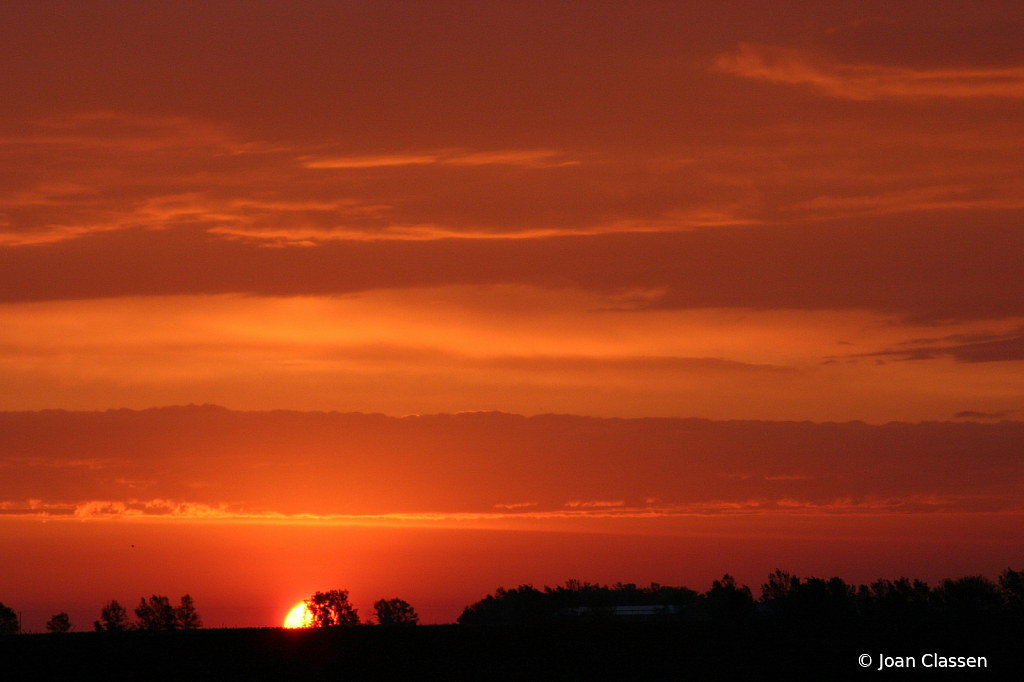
[{"left": 3, "top": 570, "right": 1023, "bottom": 679}]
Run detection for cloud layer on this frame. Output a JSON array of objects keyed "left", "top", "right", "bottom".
[
  {"left": 3, "top": 407, "right": 1023, "bottom": 519},
  {"left": 1, "top": 1, "right": 1022, "bottom": 421}
]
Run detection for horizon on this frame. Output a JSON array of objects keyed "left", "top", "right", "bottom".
[{"left": 9, "top": 566, "right": 1024, "bottom": 634}]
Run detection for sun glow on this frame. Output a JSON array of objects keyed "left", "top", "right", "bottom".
[{"left": 283, "top": 602, "right": 312, "bottom": 628}]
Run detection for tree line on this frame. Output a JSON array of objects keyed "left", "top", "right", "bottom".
[
  {"left": 4, "top": 568, "right": 1022, "bottom": 632},
  {"left": 0, "top": 595, "right": 200, "bottom": 634},
  {"left": 0, "top": 591, "right": 417, "bottom": 633},
  {"left": 456, "top": 568, "right": 1024, "bottom": 625}
]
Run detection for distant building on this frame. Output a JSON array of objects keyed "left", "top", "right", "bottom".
[{"left": 565, "top": 605, "right": 681, "bottom": 621}]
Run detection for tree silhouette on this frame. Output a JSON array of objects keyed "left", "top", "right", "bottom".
[
  {"left": 177, "top": 594, "right": 202, "bottom": 629},
  {"left": 0, "top": 602, "right": 19, "bottom": 634},
  {"left": 94, "top": 599, "right": 130, "bottom": 631},
  {"left": 457, "top": 584, "right": 548, "bottom": 625},
  {"left": 860, "top": 578, "right": 931, "bottom": 619},
  {"left": 457, "top": 581, "right": 702, "bottom": 624},
  {"left": 998, "top": 568, "right": 1024, "bottom": 611},
  {"left": 374, "top": 598, "right": 418, "bottom": 626},
  {"left": 760, "top": 569, "right": 797, "bottom": 606},
  {"left": 135, "top": 595, "right": 180, "bottom": 630},
  {"left": 45, "top": 612, "right": 72, "bottom": 633},
  {"left": 937, "top": 575, "right": 1002, "bottom": 615},
  {"left": 133, "top": 594, "right": 202, "bottom": 629},
  {"left": 702, "top": 574, "right": 755, "bottom": 620},
  {"left": 304, "top": 590, "right": 359, "bottom": 627}
]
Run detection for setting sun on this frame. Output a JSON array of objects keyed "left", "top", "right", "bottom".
[{"left": 283, "top": 603, "right": 311, "bottom": 629}]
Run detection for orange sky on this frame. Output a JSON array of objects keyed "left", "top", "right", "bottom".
[{"left": 2, "top": 1, "right": 1023, "bottom": 629}]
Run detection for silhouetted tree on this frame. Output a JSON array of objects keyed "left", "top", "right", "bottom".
[
  {"left": 860, "top": 578, "right": 932, "bottom": 619},
  {"left": 0, "top": 602, "right": 19, "bottom": 634},
  {"left": 304, "top": 590, "right": 359, "bottom": 627},
  {"left": 792, "top": 577, "right": 853, "bottom": 619},
  {"left": 458, "top": 581, "right": 701, "bottom": 624},
  {"left": 760, "top": 569, "right": 797, "bottom": 606},
  {"left": 94, "top": 599, "right": 130, "bottom": 631},
  {"left": 998, "top": 568, "right": 1024, "bottom": 611},
  {"left": 458, "top": 584, "right": 548, "bottom": 625},
  {"left": 176, "top": 594, "right": 202, "bottom": 629},
  {"left": 374, "top": 598, "right": 419, "bottom": 626},
  {"left": 132, "top": 595, "right": 201, "bottom": 630},
  {"left": 45, "top": 612, "right": 72, "bottom": 633},
  {"left": 135, "top": 595, "right": 179, "bottom": 630},
  {"left": 702, "top": 574, "right": 755, "bottom": 620},
  {"left": 937, "top": 575, "right": 1002, "bottom": 615},
  {"left": 757, "top": 571, "right": 858, "bottom": 621}
]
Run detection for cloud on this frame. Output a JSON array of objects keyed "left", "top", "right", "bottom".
[
  {"left": 440, "top": 149, "right": 579, "bottom": 168},
  {"left": 5, "top": 104, "right": 1024, "bottom": 254},
  {"left": 302, "top": 149, "right": 575, "bottom": 170},
  {"left": 71, "top": 499, "right": 242, "bottom": 519},
  {"left": 864, "top": 328, "right": 1024, "bottom": 363},
  {"left": 302, "top": 155, "right": 440, "bottom": 169},
  {"left": 478, "top": 354, "right": 792, "bottom": 376},
  {"left": 0, "top": 113, "right": 310, "bottom": 246},
  {"left": 2, "top": 407, "right": 1023, "bottom": 519},
  {"left": 0, "top": 117, "right": 613, "bottom": 246},
  {"left": 791, "top": 185, "right": 1024, "bottom": 219},
  {"left": 953, "top": 411, "right": 1011, "bottom": 420},
  {"left": 2, "top": 496, "right": 988, "bottom": 521},
  {"left": 1, "top": 111, "right": 242, "bottom": 152},
  {"left": 714, "top": 43, "right": 1024, "bottom": 100},
  {"left": 3, "top": 217, "right": 1023, "bottom": 322},
  {"left": 205, "top": 220, "right": 685, "bottom": 244}
]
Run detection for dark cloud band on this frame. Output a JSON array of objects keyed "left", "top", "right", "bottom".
[{"left": 3, "top": 213, "right": 1021, "bottom": 321}]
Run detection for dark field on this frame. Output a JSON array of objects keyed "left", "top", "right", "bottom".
[{"left": 3, "top": 618, "right": 1022, "bottom": 681}]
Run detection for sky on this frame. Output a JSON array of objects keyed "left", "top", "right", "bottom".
[{"left": 1, "top": 1, "right": 1023, "bottom": 629}]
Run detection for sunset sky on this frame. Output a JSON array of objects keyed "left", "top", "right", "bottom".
[{"left": 2, "top": 1, "right": 1023, "bottom": 630}]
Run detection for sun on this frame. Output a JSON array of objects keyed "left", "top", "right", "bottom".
[{"left": 283, "top": 602, "right": 312, "bottom": 628}]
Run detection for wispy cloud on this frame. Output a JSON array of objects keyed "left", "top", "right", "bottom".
[
  {"left": 791, "top": 185, "right": 1024, "bottom": 219},
  {"left": 1, "top": 493, "right": 1013, "bottom": 522},
  {"left": 856, "top": 327, "right": 1024, "bottom": 363},
  {"left": 204, "top": 211, "right": 757, "bottom": 245},
  {"left": 73, "top": 499, "right": 241, "bottom": 519},
  {"left": 564, "top": 500, "right": 625, "bottom": 508},
  {"left": 302, "top": 149, "right": 577, "bottom": 170},
  {"left": 0, "top": 225, "right": 116, "bottom": 247},
  {"left": 206, "top": 222, "right": 670, "bottom": 244},
  {"left": 441, "top": 149, "right": 579, "bottom": 168},
  {"left": 0, "top": 111, "right": 244, "bottom": 153},
  {"left": 0, "top": 119, "right": 596, "bottom": 247},
  {"left": 714, "top": 43, "right": 1024, "bottom": 100},
  {"left": 301, "top": 154, "right": 439, "bottom": 169}
]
